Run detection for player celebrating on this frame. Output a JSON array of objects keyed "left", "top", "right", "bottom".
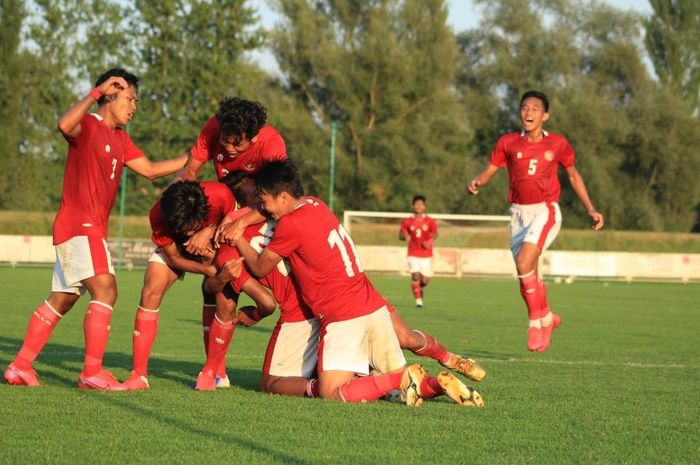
[
  {"left": 4, "top": 68, "right": 187, "bottom": 388},
  {"left": 115, "top": 181, "right": 274, "bottom": 391},
  {"left": 228, "top": 161, "right": 484, "bottom": 406},
  {"left": 399, "top": 194, "right": 438, "bottom": 307},
  {"left": 468, "top": 90, "right": 604, "bottom": 352}
]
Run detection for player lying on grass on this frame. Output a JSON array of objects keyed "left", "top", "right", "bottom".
[
  {"left": 468, "top": 90, "right": 604, "bottom": 352},
  {"left": 4, "top": 68, "right": 188, "bottom": 389},
  {"left": 216, "top": 172, "right": 485, "bottom": 399},
  {"left": 218, "top": 161, "right": 485, "bottom": 405},
  {"left": 115, "top": 181, "right": 275, "bottom": 391}
]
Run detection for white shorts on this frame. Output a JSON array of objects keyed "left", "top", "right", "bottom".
[
  {"left": 148, "top": 248, "right": 185, "bottom": 280},
  {"left": 263, "top": 318, "right": 320, "bottom": 378},
  {"left": 51, "top": 236, "right": 114, "bottom": 295},
  {"left": 318, "top": 306, "right": 406, "bottom": 375},
  {"left": 407, "top": 256, "right": 433, "bottom": 277},
  {"left": 510, "top": 202, "right": 562, "bottom": 259}
]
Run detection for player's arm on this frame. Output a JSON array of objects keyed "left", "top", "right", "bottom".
[
  {"left": 468, "top": 163, "right": 500, "bottom": 195},
  {"left": 125, "top": 154, "right": 188, "bottom": 181},
  {"left": 564, "top": 165, "right": 604, "bottom": 230},
  {"left": 204, "top": 257, "right": 245, "bottom": 293},
  {"left": 398, "top": 221, "right": 408, "bottom": 241},
  {"left": 234, "top": 237, "right": 282, "bottom": 278},
  {"left": 177, "top": 153, "right": 206, "bottom": 182},
  {"left": 57, "top": 76, "right": 128, "bottom": 139},
  {"left": 216, "top": 208, "right": 267, "bottom": 246},
  {"left": 160, "top": 242, "right": 218, "bottom": 277}
]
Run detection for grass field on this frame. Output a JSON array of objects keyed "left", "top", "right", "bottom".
[{"left": 0, "top": 267, "right": 697, "bottom": 465}]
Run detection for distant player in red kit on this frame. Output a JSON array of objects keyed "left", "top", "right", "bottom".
[
  {"left": 468, "top": 90, "right": 604, "bottom": 352},
  {"left": 228, "top": 161, "right": 484, "bottom": 406},
  {"left": 4, "top": 68, "right": 187, "bottom": 388},
  {"left": 399, "top": 195, "right": 438, "bottom": 307}
]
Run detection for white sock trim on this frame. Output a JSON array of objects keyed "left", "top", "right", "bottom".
[
  {"left": 214, "top": 314, "right": 234, "bottom": 325},
  {"left": 89, "top": 300, "right": 113, "bottom": 311},
  {"left": 528, "top": 319, "right": 542, "bottom": 328},
  {"left": 517, "top": 270, "right": 535, "bottom": 279},
  {"left": 137, "top": 306, "right": 159, "bottom": 313},
  {"left": 43, "top": 300, "right": 63, "bottom": 318}
]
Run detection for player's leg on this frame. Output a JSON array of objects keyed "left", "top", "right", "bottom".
[
  {"left": 260, "top": 318, "right": 320, "bottom": 397},
  {"left": 117, "top": 259, "right": 180, "bottom": 391},
  {"left": 389, "top": 310, "right": 486, "bottom": 381},
  {"left": 534, "top": 203, "right": 563, "bottom": 352},
  {"left": 199, "top": 278, "right": 231, "bottom": 388},
  {"left": 418, "top": 258, "right": 432, "bottom": 301},
  {"left": 195, "top": 286, "right": 237, "bottom": 391},
  {"left": 411, "top": 273, "right": 423, "bottom": 307}
]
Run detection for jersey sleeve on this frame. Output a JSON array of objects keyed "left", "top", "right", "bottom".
[
  {"left": 149, "top": 202, "right": 174, "bottom": 248},
  {"left": 265, "top": 216, "right": 301, "bottom": 258},
  {"left": 190, "top": 117, "right": 219, "bottom": 163},
  {"left": 558, "top": 137, "right": 575, "bottom": 168},
  {"left": 122, "top": 131, "right": 145, "bottom": 162},
  {"left": 489, "top": 136, "right": 508, "bottom": 168},
  {"left": 399, "top": 218, "right": 410, "bottom": 235},
  {"left": 262, "top": 131, "right": 287, "bottom": 161}
]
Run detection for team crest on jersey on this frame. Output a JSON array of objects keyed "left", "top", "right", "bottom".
[
  {"left": 244, "top": 162, "right": 255, "bottom": 171},
  {"left": 544, "top": 150, "right": 554, "bottom": 162},
  {"left": 105, "top": 145, "right": 111, "bottom": 153},
  {"left": 516, "top": 152, "right": 523, "bottom": 159},
  {"left": 217, "top": 153, "right": 224, "bottom": 162}
]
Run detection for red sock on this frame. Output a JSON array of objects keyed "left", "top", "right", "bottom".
[
  {"left": 202, "top": 305, "right": 215, "bottom": 356},
  {"left": 132, "top": 306, "right": 159, "bottom": 376},
  {"left": 413, "top": 331, "right": 451, "bottom": 365},
  {"left": 202, "top": 316, "right": 235, "bottom": 374},
  {"left": 419, "top": 376, "right": 444, "bottom": 399},
  {"left": 14, "top": 301, "right": 63, "bottom": 370},
  {"left": 519, "top": 271, "right": 542, "bottom": 320},
  {"left": 338, "top": 370, "right": 404, "bottom": 403},
  {"left": 304, "top": 378, "right": 319, "bottom": 398},
  {"left": 538, "top": 278, "right": 551, "bottom": 317},
  {"left": 83, "top": 301, "right": 113, "bottom": 376},
  {"left": 411, "top": 281, "right": 421, "bottom": 299}
]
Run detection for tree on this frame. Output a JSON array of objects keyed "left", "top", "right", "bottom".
[{"left": 270, "top": 0, "right": 468, "bottom": 212}]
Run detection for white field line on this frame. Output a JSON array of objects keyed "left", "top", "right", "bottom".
[{"left": 0, "top": 350, "right": 691, "bottom": 369}]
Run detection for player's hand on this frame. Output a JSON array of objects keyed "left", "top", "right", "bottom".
[
  {"left": 589, "top": 210, "right": 605, "bottom": 231},
  {"left": 97, "top": 76, "right": 128, "bottom": 97},
  {"left": 236, "top": 305, "right": 262, "bottom": 327},
  {"left": 216, "top": 220, "right": 245, "bottom": 246},
  {"left": 467, "top": 178, "right": 481, "bottom": 195},
  {"left": 218, "top": 257, "right": 244, "bottom": 282},
  {"left": 184, "top": 226, "right": 215, "bottom": 255}
]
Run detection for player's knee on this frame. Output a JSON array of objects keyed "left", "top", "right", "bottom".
[
  {"left": 140, "top": 286, "right": 164, "bottom": 308},
  {"left": 260, "top": 375, "right": 275, "bottom": 393}
]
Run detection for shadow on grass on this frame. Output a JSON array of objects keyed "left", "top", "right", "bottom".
[
  {"left": 179, "top": 318, "right": 273, "bottom": 334},
  {"left": 0, "top": 336, "right": 261, "bottom": 391}
]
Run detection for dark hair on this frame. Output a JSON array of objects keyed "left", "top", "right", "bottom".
[
  {"left": 520, "top": 90, "right": 549, "bottom": 112},
  {"left": 216, "top": 97, "right": 267, "bottom": 142},
  {"left": 412, "top": 194, "right": 426, "bottom": 204},
  {"left": 160, "top": 181, "right": 210, "bottom": 235},
  {"left": 222, "top": 171, "right": 257, "bottom": 207},
  {"left": 94, "top": 68, "right": 139, "bottom": 106},
  {"left": 255, "top": 160, "right": 305, "bottom": 198}
]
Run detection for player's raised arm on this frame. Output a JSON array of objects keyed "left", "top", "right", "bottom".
[
  {"left": 564, "top": 165, "right": 604, "bottom": 230},
  {"left": 177, "top": 153, "right": 206, "bottom": 181},
  {"left": 57, "top": 76, "right": 129, "bottom": 140},
  {"left": 467, "top": 163, "right": 500, "bottom": 195}
]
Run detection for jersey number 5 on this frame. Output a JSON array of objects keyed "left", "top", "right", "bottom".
[
  {"left": 328, "top": 225, "right": 364, "bottom": 277},
  {"left": 528, "top": 159, "right": 538, "bottom": 175}
]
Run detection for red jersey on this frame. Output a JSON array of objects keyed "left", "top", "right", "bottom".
[
  {"left": 489, "top": 131, "right": 575, "bottom": 204},
  {"left": 150, "top": 182, "right": 234, "bottom": 248},
  {"left": 52, "top": 113, "right": 144, "bottom": 245},
  {"left": 190, "top": 116, "right": 287, "bottom": 179},
  {"left": 216, "top": 218, "right": 313, "bottom": 323},
  {"left": 265, "top": 196, "right": 388, "bottom": 324},
  {"left": 400, "top": 215, "right": 437, "bottom": 258}
]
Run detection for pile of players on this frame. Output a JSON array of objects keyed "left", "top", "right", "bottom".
[{"left": 4, "top": 68, "right": 604, "bottom": 406}]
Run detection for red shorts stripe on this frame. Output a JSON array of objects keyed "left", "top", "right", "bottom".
[
  {"left": 87, "top": 236, "right": 110, "bottom": 276},
  {"left": 536, "top": 203, "right": 557, "bottom": 250}
]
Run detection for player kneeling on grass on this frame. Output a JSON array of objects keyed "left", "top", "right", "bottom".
[
  {"left": 218, "top": 161, "right": 485, "bottom": 406},
  {"left": 468, "top": 90, "right": 604, "bottom": 352},
  {"left": 115, "top": 181, "right": 274, "bottom": 391},
  {"left": 4, "top": 68, "right": 188, "bottom": 389}
]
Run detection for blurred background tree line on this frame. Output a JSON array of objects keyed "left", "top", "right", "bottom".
[{"left": 1, "top": 0, "right": 698, "bottom": 231}]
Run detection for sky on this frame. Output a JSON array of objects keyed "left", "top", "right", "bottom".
[{"left": 248, "top": 0, "right": 653, "bottom": 73}]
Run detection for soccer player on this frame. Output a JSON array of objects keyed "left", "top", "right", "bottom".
[
  {"left": 229, "top": 161, "right": 484, "bottom": 406},
  {"left": 115, "top": 181, "right": 275, "bottom": 391},
  {"left": 4, "top": 68, "right": 188, "bottom": 389},
  {"left": 467, "top": 90, "right": 604, "bottom": 352},
  {"left": 399, "top": 194, "right": 438, "bottom": 307}
]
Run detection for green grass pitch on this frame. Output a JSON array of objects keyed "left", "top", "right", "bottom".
[{"left": 0, "top": 267, "right": 697, "bottom": 464}]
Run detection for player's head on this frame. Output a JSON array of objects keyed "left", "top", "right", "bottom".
[
  {"left": 160, "top": 181, "right": 210, "bottom": 236},
  {"left": 519, "top": 90, "right": 550, "bottom": 133},
  {"left": 95, "top": 68, "right": 140, "bottom": 126},
  {"left": 222, "top": 171, "right": 259, "bottom": 209},
  {"left": 412, "top": 194, "right": 426, "bottom": 215},
  {"left": 254, "top": 160, "right": 305, "bottom": 220},
  {"left": 216, "top": 97, "right": 267, "bottom": 156}
]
